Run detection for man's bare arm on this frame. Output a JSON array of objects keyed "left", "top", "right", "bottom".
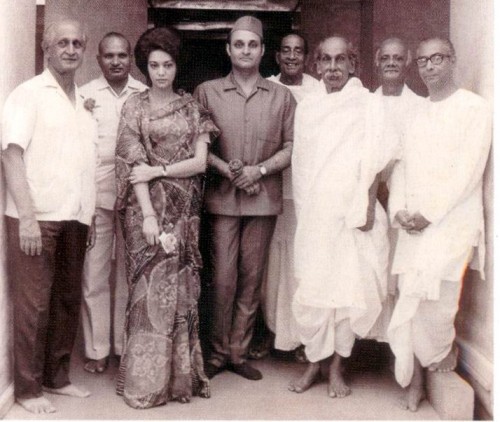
[{"left": 2, "top": 144, "right": 42, "bottom": 255}]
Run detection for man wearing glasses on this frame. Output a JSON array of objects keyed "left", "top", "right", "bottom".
[
  {"left": 289, "top": 36, "right": 390, "bottom": 398},
  {"left": 387, "top": 37, "right": 491, "bottom": 412}
]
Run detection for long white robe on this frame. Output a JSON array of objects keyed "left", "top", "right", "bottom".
[
  {"left": 263, "top": 73, "right": 321, "bottom": 350},
  {"left": 369, "top": 85, "right": 425, "bottom": 337},
  {"left": 387, "top": 89, "right": 492, "bottom": 387},
  {"left": 292, "top": 77, "right": 390, "bottom": 362}
]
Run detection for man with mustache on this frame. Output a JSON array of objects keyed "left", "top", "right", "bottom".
[
  {"left": 80, "top": 32, "right": 146, "bottom": 374},
  {"left": 387, "top": 37, "right": 491, "bottom": 412},
  {"left": 250, "top": 32, "right": 319, "bottom": 362},
  {"left": 290, "top": 36, "right": 390, "bottom": 398}
]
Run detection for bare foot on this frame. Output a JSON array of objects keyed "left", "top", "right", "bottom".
[
  {"left": 43, "top": 384, "right": 90, "bottom": 398},
  {"left": 84, "top": 357, "right": 108, "bottom": 374},
  {"left": 398, "top": 357, "right": 425, "bottom": 412},
  {"left": 397, "top": 384, "right": 425, "bottom": 412},
  {"left": 17, "top": 396, "right": 56, "bottom": 414},
  {"left": 288, "top": 362, "right": 320, "bottom": 393},
  {"left": 428, "top": 344, "right": 458, "bottom": 373},
  {"left": 328, "top": 354, "right": 351, "bottom": 398}
]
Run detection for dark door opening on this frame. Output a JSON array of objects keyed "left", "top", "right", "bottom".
[{"left": 150, "top": 7, "right": 298, "bottom": 92}]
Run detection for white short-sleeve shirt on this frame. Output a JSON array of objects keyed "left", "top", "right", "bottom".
[
  {"left": 80, "top": 75, "right": 147, "bottom": 210},
  {"left": 2, "top": 69, "right": 98, "bottom": 225}
]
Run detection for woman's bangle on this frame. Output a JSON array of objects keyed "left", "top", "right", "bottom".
[
  {"left": 161, "top": 164, "right": 168, "bottom": 177},
  {"left": 143, "top": 214, "right": 156, "bottom": 220}
]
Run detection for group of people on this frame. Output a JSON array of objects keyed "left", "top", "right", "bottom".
[{"left": 1, "top": 12, "right": 491, "bottom": 417}]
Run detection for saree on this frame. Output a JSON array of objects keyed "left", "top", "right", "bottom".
[{"left": 115, "top": 91, "right": 218, "bottom": 408}]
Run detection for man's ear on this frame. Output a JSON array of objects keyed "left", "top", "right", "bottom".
[
  {"left": 315, "top": 61, "right": 322, "bottom": 77},
  {"left": 348, "top": 58, "right": 356, "bottom": 75},
  {"left": 275, "top": 51, "right": 280, "bottom": 66},
  {"left": 261, "top": 43, "right": 265, "bottom": 57},
  {"left": 405, "top": 49, "right": 413, "bottom": 67},
  {"left": 374, "top": 48, "right": 381, "bottom": 68},
  {"left": 226, "top": 42, "right": 231, "bottom": 58}
]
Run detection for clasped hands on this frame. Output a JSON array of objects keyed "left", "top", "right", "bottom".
[
  {"left": 395, "top": 210, "right": 431, "bottom": 235},
  {"left": 226, "top": 164, "right": 261, "bottom": 195}
]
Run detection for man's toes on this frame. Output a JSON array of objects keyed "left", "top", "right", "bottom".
[
  {"left": 396, "top": 396, "right": 409, "bottom": 410},
  {"left": 288, "top": 383, "right": 302, "bottom": 393}
]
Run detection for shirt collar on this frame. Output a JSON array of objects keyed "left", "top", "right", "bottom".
[
  {"left": 41, "top": 68, "right": 84, "bottom": 108},
  {"left": 95, "top": 74, "right": 145, "bottom": 94},
  {"left": 222, "top": 72, "right": 271, "bottom": 92}
]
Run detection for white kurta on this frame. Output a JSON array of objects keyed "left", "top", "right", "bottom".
[
  {"left": 262, "top": 73, "right": 321, "bottom": 350},
  {"left": 370, "top": 85, "right": 425, "bottom": 337},
  {"left": 292, "top": 77, "right": 390, "bottom": 362},
  {"left": 387, "top": 88, "right": 492, "bottom": 387}
]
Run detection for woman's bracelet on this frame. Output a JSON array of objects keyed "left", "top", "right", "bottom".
[
  {"left": 143, "top": 214, "right": 156, "bottom": 220},
  {"left": 161, "top": 164, "right": 168, "bottom": 177}
]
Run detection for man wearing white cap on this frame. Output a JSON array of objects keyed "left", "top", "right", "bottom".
[{"left": 194, "top": 15, "right": 296, "bottom": 381}]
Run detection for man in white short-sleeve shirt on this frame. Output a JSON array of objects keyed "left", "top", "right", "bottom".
[
  {"left": 80, "top": 32, "right": 146, "bottom": 375},
  {"left": 2, "top": 19, "right": 96, "bottom": 414}
]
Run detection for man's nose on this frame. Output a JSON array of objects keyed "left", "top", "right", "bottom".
[
  {"left": 242, "top": 45, "right": 250, "bottom": 55},
  {"left": 111, "top": 56, "right": 120, "bottom": 65},
  {"left": 425, "top": 59, "right": 434, "bottom": 70},
  {"left": 290, "top": 50, "right": 297, "bottom": 59},
  {"left": 66, "top": 43, "right": 75, "bottom": 54}
]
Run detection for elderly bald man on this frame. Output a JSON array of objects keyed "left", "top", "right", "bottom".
[{"left": 2, "top": 19, "right": 96, "bottom": 413}]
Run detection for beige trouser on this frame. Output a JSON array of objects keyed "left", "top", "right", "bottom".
[{"left": 81, "top": 208, "right": 128, "bottom": 359}]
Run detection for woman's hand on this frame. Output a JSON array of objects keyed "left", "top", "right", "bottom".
[
  {"left": 130, "top": 163, "right": 158, "bottom": 184},
  {"left": 142, "top": 215, "right": 160, "bottom": 245}
]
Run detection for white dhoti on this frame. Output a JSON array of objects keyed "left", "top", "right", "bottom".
[
  {"left": 292, "top": 78, "right": 392, "bottom": 362},
  {"left": 387, "top": 89, "right": 491, "bottom": 387},
  {"left": 388, "top": 279, "right": 462, "bottom": 387},
  {"left": 262, "top": 74, "right": 320, "bottom": 351}
]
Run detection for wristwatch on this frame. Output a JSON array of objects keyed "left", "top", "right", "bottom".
[{"left": 258, "top": 164, "right": 267, "bottom": 176}]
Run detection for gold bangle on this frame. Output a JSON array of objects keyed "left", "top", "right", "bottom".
[
  {"left": 161, "top": 164, "right": 168, "bottom": 177},
  {"left": 143, "top": 214, "right": 156, "bottom": 220}
]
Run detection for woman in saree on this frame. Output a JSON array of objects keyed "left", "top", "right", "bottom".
[{"left": 115, "top": 27, "right": 219, "bottom": 409}]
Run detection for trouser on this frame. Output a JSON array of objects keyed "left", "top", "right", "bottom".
[
  {"left": 6, "top": 217, "right": 88, "bottom": 399},
  {"left": 208, "top": 214, "right": 277, "bottom": 366},
  {"left": 81, "top": 208, "right": 128, "bottom": 359}
]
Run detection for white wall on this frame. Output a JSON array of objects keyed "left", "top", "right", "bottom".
[
  {"left": 0, "top": 1, "right": 37, "bottom": 417},
  {"left": 450, "top": 0, "right": 494, "bottom": 417}
]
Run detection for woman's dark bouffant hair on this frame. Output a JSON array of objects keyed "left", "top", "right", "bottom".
[{"left": 134, "top": 27, "right": 181, "bottom": 85}]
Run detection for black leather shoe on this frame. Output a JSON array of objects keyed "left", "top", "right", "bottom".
[
  {"left": 229, "top": 362, "right": 263, "bottom": 380},
  {"left": 205, "top": 362, "right": 226, "bottom": 379}
]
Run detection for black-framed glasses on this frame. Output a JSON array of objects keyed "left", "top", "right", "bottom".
[{"left": 415, "top": 53, "right": 451, "bottom": 67}]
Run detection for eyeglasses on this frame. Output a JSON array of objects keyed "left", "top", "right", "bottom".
[{"left": 415, "top": 53, "right": 452, "bottom": 67}]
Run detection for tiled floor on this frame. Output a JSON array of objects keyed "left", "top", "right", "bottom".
[{"left": 5, "top": 346, "right": 439, "bottom": 420}]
